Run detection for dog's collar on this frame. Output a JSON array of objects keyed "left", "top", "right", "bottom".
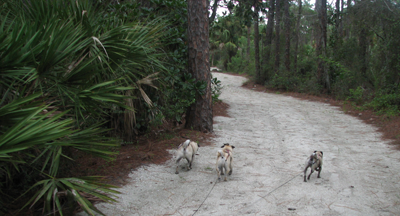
[{"left": 312, "top": 157, "right": 321, "bottom": 164}]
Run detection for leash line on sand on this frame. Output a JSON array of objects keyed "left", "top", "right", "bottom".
[
  {"left": 237, "top": 171, "right": 302, "bottom": 213},
  {"left": 260, "top": 172, "right": 301, "bottom": 199},
  {"left": 192, "top": 178, "right": 218, "bottom": 216}
]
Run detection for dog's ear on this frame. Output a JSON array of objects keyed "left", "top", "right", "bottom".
[
  {"left": 231, "top": 145, "right": 235, "bottom": 149},
  {"left": 221, "top": 143, "right": 229, "bottom": 148},
  {"left": 314, "top": 150, "right": 317, "bottom": 153},
  {"left": 320, "top": 151, "right": 323, "bottom": 155}
]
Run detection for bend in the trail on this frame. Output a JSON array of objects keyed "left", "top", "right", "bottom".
[{"left": 79, "top": 73, "right": 400, "bottom": 216}]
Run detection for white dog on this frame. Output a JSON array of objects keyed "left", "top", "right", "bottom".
[
  {"left": 216, "top": 143, "right": 235, "bottom": 181},
  {"left": 175, "top": 140, "right": 200, "bottom": 174}
]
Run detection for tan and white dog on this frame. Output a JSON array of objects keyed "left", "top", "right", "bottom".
[
  {"left": 304, "top": 151, "right": 323, "bottom": 182},
  {"left": 216, "top": 143, "right": 235, "bottom": 181},
  {"left": 175, "top": 140, "right": 200, "bottom": 174}
]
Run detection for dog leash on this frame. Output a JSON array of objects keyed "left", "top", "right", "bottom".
[
  {"left": 193, "top": 172, "right": 301, "bottom": 215},
  {"left": 224, "top": 150, "right": 230, "bottom": 161},
  {"left": 237, "top": 171, "right": 302, "bottom": 213},
  {"left": 192, "top": 178, "right": 218, "bottom": 216}
]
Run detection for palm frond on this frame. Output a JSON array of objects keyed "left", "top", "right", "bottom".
[{"left": 1, "top": 0, "right": 172, "bottom": 214}]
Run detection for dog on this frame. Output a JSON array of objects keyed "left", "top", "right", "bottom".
[
  {"left": 175, "top": 140, "right": 200, "bottom": 174},
  {"left": 304, "top": 151, "right": 323, "bottom": 182},
  {"left": 216, "top": 143, "right": 235, "bottom": 181}
]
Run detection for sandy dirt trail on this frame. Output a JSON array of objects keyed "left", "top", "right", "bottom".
[{"left": 80, "top": 73, "right": 400, "bottom": 216}]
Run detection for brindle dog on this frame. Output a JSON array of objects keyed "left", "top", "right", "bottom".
[{"left": 304, "top": 151, "right": 323, "bottom": 182}]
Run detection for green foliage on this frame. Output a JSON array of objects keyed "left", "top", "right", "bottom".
[
  {"left": 347, "top": 86, "right": 365, "bottom": 105},
  {"left": 227, "top": 36, "right": 254, "bottom": 74},
  {"left": 210, "top": 14, "right": 245, "bottom": 70},
  {"left": 228, "top": 54, "right": 255, "bottom": 75},
  {"left": 0, "top": 0, "right": 191, "bottom": 214},
  {"left": 0, "top": 0, "right": 217, "bottom": 213},
  {"left": 267, "top": 70, "right": 322, "bottom": 94},
  {"left": 116, "top": 0, "right": 197, "bottom": 130},
  {"left": 211, "top": 76, "right": 223, "bottom": 103},
  {"left": 365, "top": 93, "right": 400, "bottom": 116},
  {"left": 213, "top": 0, "right": 400, "bottom": 118},
  {"left": 0, "top": 93, "right": 120, "bottom": 215},
  {"left": 161, "top": 72, "right": 197, "bottom": 122}
]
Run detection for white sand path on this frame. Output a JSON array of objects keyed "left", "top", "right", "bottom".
[{"left": 79, "top": 72, "right": 400, "bottom": 216}]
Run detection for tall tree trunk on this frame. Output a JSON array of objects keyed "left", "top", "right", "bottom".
[
  {"left": 284, "top": 0, "right": 291, "bottom": 72},
  {"left": 294, "top": 0, "right": 302, "bottom": 73},
  {"left": 345, "top": 0, "right": 352, "bottom": 39},
  {"left": 254, "top": 0, "right": 261, "bottom": 83},
  {"left": 209, "top": 0, "right": 220, "bottom": 25},
  {"left": 359, "top": 28, "right": 367, "bottom": 77},
  {"left": 340, "top": 0, "right": 343, "bottom": 36},
  {"left": 274, "top": 0, "right": 282, "bottom": 73},
  {"left": 358, "top": 0, "right": 367, "bottom": 78},
  {"left": 335, "top": 0, "right": 340, "bottom": 41},
  {"left": 247, "top": 26, "right": 251, "bottom": 60},
  {"left": 316, "top": 0, "right": 329, "bottom": 90},
  {"left": 186, "top": 0, "right": 213, "bottom": 132},
  {"left": 264, "top": 0, "right": 275, "bottom": 82}
]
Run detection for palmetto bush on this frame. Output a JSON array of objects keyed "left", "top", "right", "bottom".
[{"left": 0, "top": 0, "right": 168, "bottom": 215}]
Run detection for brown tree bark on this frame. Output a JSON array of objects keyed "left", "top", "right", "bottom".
[
  {"left": 294, "top": 0, "right": 302, "bottom": 73},
  {"left": 274, "top": 0, "right": 282, "bottom": 73},
  {"left": 359, "top": 27, "right": 367, "bottom": 77},
  {"left": 247, "top": 26, "right": 251, "bottom": 60},
  {"left": 340, "top": 0, "right": 344, "bottom": 36},
  {"left": 185, "top": 0, "right": 213, "bottom": 132},
  {"left": 265, "top": 0, "right": 275, "bottom": 46},
  {"left": 263, "top": 0, "right": 275, "bottom": 82},
  {"left": 345, "top": 0, "right": 352, "bottom": 39},
  {"left": 316, "top": 0, "right": 329, "bottom": 90},
  {"left": 254, "top": 0, "right": 261, "bottom": 83},
  {"left": 358, "top": 0, "right": 368, "bottom": 77},
  {"left": 209, "top": 0, "right": 220, "bottom": 25},
  {"left": 284, "top": 0, "right": 291, "bottom": 72},
  {"left": 335, "top": 0, "right": 340, "bottom": 40}
]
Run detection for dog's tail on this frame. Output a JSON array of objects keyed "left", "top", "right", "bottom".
[
  {"left": 217, "top": 149, "right": 225, "bottom": 160},
  {"left": 182, "top": 139, "right": 190, "bottom": 151}
]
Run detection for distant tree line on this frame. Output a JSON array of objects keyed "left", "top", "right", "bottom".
[{"left": 211, "top": 0, "right": 400, "bottom": 116}]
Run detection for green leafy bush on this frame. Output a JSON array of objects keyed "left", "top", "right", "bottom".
[
  {"left": 0, "top": 0, "right": 177, "bottom": 214},
  {"left": 211, "top": 76, "right": 223, "bottom": 103},
  {"left": 365, "top": 93, "right": 400, "bottom": 116},
  {"left": 161, "top": 71, "right": 197, "bottom": 122},
  {"left": 347, "top": 86, "right": 365, "bottom": 105}
]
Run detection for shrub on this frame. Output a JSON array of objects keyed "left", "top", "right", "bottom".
[
  {"left": 211, "top": 75, "right": 223, "bottom": 103},
  {"left": 365, "top": 93, "right": 400, "bottom": 115},
  {"left": 347, "top": 86, "right": 365, "bottom": 105}
]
